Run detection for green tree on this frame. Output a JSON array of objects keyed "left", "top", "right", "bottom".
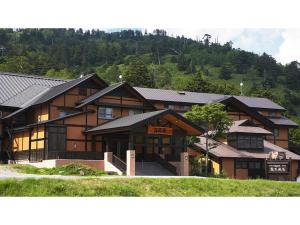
[
  {"left": 185, "top": 103, "right": 232, "bottom": 176},
  {"left": 177, "top": 53, "right": 188, "bottom": 71},
  {"left": 219, "top": 63, "right": 232, "bottom": 80},
  {"left": 185, "top": 73, "right": 216, "bottom": 93},
  {"left": 123, "top": 56, "right": 153, "bottom": 87},
  {"left": 102, "top": 64, "right": 121, "bottom": 84}
]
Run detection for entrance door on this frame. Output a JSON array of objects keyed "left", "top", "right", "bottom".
[
  {"left": 248, "top": 160, "right": 265, "bottom": 178},
  {"left": 46, "top": 125, "right": 66, "bottom": 159}
]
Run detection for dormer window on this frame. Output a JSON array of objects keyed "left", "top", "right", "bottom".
[
  {"left": 228, "top": 133, "right": 264, "bottom": 150},
  {"left": 177, "top": 91, "right": 186, "bottom": 95}
]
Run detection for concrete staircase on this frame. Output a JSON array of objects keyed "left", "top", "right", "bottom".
[{"left": 135, "top": 161, "right": 175, "bottom": 176}]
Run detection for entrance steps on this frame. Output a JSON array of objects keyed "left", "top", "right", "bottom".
[{"left": 135, "top": 162, "right": 175, "bottom": 176}]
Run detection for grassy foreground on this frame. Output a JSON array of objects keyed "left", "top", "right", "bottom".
[
  {"left": 8, "top": 164, "right": 109, "bottom": 176},
  {"left": 1, "top": 177, "right": 300, "bottom": 196}
]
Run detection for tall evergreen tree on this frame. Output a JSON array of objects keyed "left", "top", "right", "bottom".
[{"left": 123, "top": 56, "right": 153, "bottom": 87}]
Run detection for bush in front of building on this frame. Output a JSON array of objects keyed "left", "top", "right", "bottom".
[{"left": 11, "top": 163, "right": 110, "bottom": 176}]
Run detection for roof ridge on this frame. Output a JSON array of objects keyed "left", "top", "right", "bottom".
[
  {"left": 134, "top": 86, "right": 225, "bottom": 96},
  {"left": 0, "top": 71, "right": 69, "bottom": 82}
]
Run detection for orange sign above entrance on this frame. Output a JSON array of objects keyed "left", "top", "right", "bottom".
[{"left": 147, "top": 126, "right": 173, "bottom": 136}]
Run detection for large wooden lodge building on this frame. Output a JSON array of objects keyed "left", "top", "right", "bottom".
[{"left": 0, "top": 72, "right": 299, "bottom": 180}]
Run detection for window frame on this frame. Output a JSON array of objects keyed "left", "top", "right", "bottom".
[{"left": 98, "top": 106, "right": 113, "bottom": 119}]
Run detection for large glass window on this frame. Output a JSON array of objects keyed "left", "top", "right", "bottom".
[
  {"left": 234, "top": 134, "right": 264, "bottom": 150},
  {"left": 98, "top": 107, "right": 113, "bottom": 119}
]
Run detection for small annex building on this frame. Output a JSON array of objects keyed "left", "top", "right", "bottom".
[{"left": 193, "top": 120, "right": 300, "bottom": 180}]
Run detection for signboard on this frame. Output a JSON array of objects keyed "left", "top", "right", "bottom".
[
  {"left": 267, "top": 163, "right": 289, "bottom": 174},
  {"left": 147, "top": 126, "right": 173, "bottom": 136}
]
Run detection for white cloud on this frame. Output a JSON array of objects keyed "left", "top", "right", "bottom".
[
  {"left": 146, "top": 28, "right": 244, "bottom": 44},
  {"left": 145, "top": 28, "right": 300, "bottom": 64},
  {"left": 275, "top": 29, "right": 300, "bottom": 64}
]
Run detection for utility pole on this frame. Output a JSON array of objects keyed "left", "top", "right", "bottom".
[
  {"left": 0, "top": 46, "right": 5, "bottom": 58},
  {"left": 240, "top": 81, "right": 244, "bottom": 95}
]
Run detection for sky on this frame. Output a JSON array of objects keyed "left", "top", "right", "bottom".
[
  {"left": 107, "top": 28, "right": 300, "bottom": 65},
  {"left": 157, "top": 29, "right": 300, "bottom": 65}
]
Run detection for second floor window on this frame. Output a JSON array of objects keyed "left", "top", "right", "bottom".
[
  {"left": 273, "top": 128, "right": 280, "bottom": 138},
  {"left": 166, "top": 104, "right": 175, "bottom": 110},
  {"left": 79, "top": 87, "right": 87, "bottom": 96},
  {"left": 59, "top": 111, "right": 67, "bottom": 118},
  {"left": 98, "top": 107, "right": 113, "bottom": 119},
  {"left": 129, "top": 109, "right": 143, "bottom": 116}
]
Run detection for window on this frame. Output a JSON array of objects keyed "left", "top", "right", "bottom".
[
  {"left": 235, "top": 134, "right": 264, "bottom": 150},
  {"left": 178, "top": 105, "right": 190, "bottom": 111},
  {"left": 273, "top": 128, "right": 279, "bottom": 138},
  {"left": 129, "top": 109, "right": 143, "bottom": 116},
  {"left": 79, "top": 87, "right": 87, "bottom": 96},
  {"left": 59, "top": 111, "right": 67, "bottom": 118},
  {"left": 236, "top": 160, "right": 248, "bottom": 169},
  {"left": 167, "top": 104, "right": 175, "bottom": 110},
  {"left": 268, "top": 111, "right": 276, "bottom": 117},
  {"left": 249, "top": 161, "right": 261, "bottom": 169},
  {"left": 98, "top": 107, "right": 113, "bottom": 119}
]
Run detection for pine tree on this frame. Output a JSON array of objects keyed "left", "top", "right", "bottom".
[{"left": 123, "top": 56, "right": 153, "bottom": 87}]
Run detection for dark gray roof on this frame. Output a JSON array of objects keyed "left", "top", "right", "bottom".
[
  {"left": 269, "top": 117, "right": 299, "bottom": 127},
  {"left": 134, "top": 87, "right": 286, "bottom": 111},
  {"left": 33, "top": 74, "right": 106, "bottom": 105},
  {"left": 134, "top": 87, "right": 223, "bottom": 105},
  {"left": 76, "top": 82, "right": 124, "bottom": 108},
  {"left": 232, "top": 96, "right": 285, "bottom": 110},
  {"left": 86, "top": 109, "right": 204, "bottom": 135},
  {"left": 229, "top": 120, "right": 272, "bottom": 135},
  {"left": 2, "top": 74, "right": 107, "bottom": 120},
  {"left": 87, "top": 110, "right": 168, "bottom": 133},
  {"left": 0, "top": 72, "right": 65, "bottom": 108}
]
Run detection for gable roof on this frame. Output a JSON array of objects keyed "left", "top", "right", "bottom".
[
  {"left": 222, "top": 95, "right": 285, "bottom": 111},
  {"left": 134, "top": 87, "right": 286, "bottom": 111},
  {"left": 2, "top": 74, "right": 108, "bottom": 120},
  {"left": 219, "top": 96, "right": 297, "bottom": 128},
  {"left": 86, "top": 109, "right": 204, "bottom": 135},
  {"left": 76, "top": 82, "right": 155, "bottom": 109},
  {"left": 229, "top": 120, "right": 272, "bottom": 135},
  {"left": 33, "top": 73, "right": 107, "bottom": 106},
  {"left": 0, "top": 72, "right": 66, "bottom": 108}
]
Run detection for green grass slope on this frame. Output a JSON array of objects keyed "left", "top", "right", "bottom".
[{"left": 1, "top": 178, "right": 300, "bottom": 197}]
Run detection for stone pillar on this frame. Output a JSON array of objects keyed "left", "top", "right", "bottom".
[
  {"left": 126, "top": 150, "right": 135, "bottom": 176},
  {"left": 180, "top": 152, "right": 189, "bottom": 176},
  {"left": 104, "top": 152, "right": 113, "bottom": 171}
]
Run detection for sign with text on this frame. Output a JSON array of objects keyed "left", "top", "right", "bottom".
[
  {"left": 148, "top": 126, "right": 173, "bottom": 136},
  {"left": 267, "top": 160, "right": 289, "bottom": 174}
]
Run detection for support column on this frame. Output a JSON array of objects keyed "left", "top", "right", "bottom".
[
  {"left": 126, "top": 150, "right": 135, "bottom": 176},
  {"left": 180, "top": 152, "right": 189, "bottom": 176},
  {"left": 104, "top": 152, "right": 113, "bottom": 171}
]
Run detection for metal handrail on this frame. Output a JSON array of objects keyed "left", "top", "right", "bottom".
[{"left": 112, "top": 154, "right": 127, "bottom": 172}]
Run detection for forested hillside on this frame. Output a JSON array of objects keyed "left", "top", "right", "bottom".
[{"left": 0, "top": 28, "right": 300, "bottom": 119}]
